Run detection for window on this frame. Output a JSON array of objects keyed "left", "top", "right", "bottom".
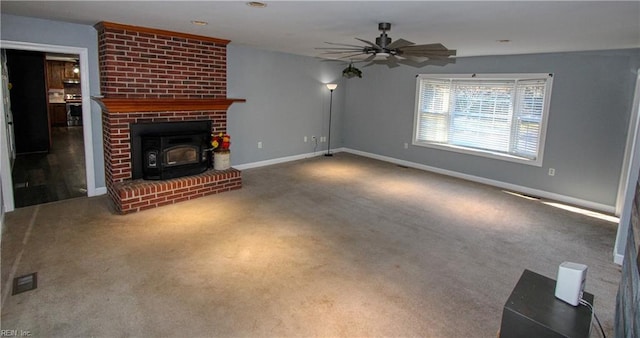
[{"left": 413, "top": 73, "right": 553, "bottom": 166}]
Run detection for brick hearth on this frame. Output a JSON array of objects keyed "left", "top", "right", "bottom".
[
  {"left": 114, "top": 169, "right": 241, "bottom": 213},
  {"left": 95, "top": 22, "right": 244, "bottom": 214}
]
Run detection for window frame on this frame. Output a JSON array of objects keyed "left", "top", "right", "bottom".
[{"left": 412, "top": 73, "right": 554, "bottom": 167}]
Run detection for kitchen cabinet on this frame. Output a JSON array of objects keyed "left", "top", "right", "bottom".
[
  {"left": 47, "top": 60, "right": 65, "bottom": 89},
  {"left": 49, "top": 103, "right": 67, "bottom": 127},
  {"left": 64, "top": 62, "right": 80, "bottom": 79},
  {"left": 47, "top": 61, "right": 79, "bottom": 89}
]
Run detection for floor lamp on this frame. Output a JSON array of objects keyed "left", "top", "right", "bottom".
[{"left": 325, "top": 83, "right": 337, "bottom": 157}]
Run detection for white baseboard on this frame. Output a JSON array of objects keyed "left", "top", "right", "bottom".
[
  {"left": 342, "top": 148, "right": 616, "bottom": 214},
  {"left": 614, "top": 253, "right": 624, "bottom": 265},
  {"left": 93, "top": 187, "right": 108, "bottom": 196},
  {"left": 234, "top": 150, "right": 330, "bottom": 170}
]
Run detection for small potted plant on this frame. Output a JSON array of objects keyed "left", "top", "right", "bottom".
[{"left": 211, "top": 132, "right": 231, "bottom": 170}]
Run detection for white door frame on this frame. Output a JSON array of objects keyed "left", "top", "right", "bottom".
[
  {"left": 614, "top": 68, "right": 640, "bottom": 265},
  {"left": 0, "top": 40, "right": 97, "bottom": 213},
  {"left": 1, "top": 50, "right": 16, "bottom": 166}
]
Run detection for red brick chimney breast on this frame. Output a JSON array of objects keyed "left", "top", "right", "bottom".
[{"left": 94, "top": 22, "right": 244, "bottom": 214}]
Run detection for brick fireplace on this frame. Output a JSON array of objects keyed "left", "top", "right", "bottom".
[{"left": 94, "top": 22, "right": 244, "bottom": 214}]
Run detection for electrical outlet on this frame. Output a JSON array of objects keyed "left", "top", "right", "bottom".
[
  {"left": 548, "top": 168, "right": 555, "bottom": 176},
  {"left": 321, "top": 136, "right": 326, "bottom": 142},
  {"left": 404, "top": 142, "right": 409, "bottom": 149},
  {"left": 258, "top": 141, "right": 263, "bottom": 149},
  {"left": 304, "top": 136, "right": 308, "bottom": 143}
]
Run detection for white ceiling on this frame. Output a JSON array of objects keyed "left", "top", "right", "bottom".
[{"left": 2, "top": 1, "right": 639, "bottom": 60}]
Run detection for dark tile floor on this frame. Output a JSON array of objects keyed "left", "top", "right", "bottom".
[{"left": 12, "top": 126, "right": 87, "bottom": 208}]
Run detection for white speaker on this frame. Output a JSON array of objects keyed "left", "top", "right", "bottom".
[{"left": 554, "top": 262, "right": 588, "bottom": 306}]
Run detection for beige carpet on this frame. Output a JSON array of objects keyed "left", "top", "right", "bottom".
[{"left": 1, "top": 153, "right": 620, "bottom": 337}]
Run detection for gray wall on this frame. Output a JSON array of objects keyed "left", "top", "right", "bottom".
[
  {"left": 1, "top": 13, "right": 104, "bottom": 188},
  {"left": 227, "top": 44, "right": 343, "bottom": 164},
  {"left": 344, "top": 50, "right": 640, "bottom": 207}
]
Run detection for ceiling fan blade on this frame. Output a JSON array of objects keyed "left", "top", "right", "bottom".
[
  {"left": 400, "top": 45, "right": 456, "bottom": 53},
  {"left": 400, "top": 45, "right": 455, "bottom": 52},
  {"left": 386, "top": 38, "right": 414, "bottom": 50},
  {"left": 324, "top": 41, "right": 368, "bottom": 48},
  {"left": 328, "top": 53, "right": 379, "bottom": 63},
  {"left": 386, "top": 54, "right": 401, "bottom": 68},
  {"left": 400, "top": 55, "right": 429, "bottom": 63},
  {"left": 337, "top": 53, "right": 368, "bottom": 60},
  {"left": 319, "top": 50, "right": 366, "bottom": 55},
  {"left": 316, "top": 47, "right": 364, "bottom": 51},
  {"left": 401, "top": 49, "right": 456, "bottom": 55},
  {"left": 399, "top": 57, "right": 456, "bottom": 67},
  {"left": 355, "top": 38, "right": 382, "bottom": 50},
  {"left": 363, "top": 54, "right": 377, "bottom": 62},
  {"left": 400, "top": 50, "right": 457, "bottom": 58},
  {"left": 401, "top": 42, "right": 450, "bottom": 49},
  {"left": 425, "top": 55, "right": 457, "bottom": 60},
  {"left": 397, "top": 58, "right": 424, "bottom": 67}
]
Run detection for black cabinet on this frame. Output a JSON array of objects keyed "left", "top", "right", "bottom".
[
  {"left": 6, "top": 50, "right": 50, "bottom": 154},
  {"left": 500, "top": 269, "right": 594, "bottom": 338}
]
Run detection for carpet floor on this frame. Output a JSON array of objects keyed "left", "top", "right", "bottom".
[{"left": 1, "top": 153, "right": 620, "bottom": 337}]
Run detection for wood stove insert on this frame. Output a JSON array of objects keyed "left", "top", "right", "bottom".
[{"left": 131, "top": 121, "right": 211, "bottom": 180}]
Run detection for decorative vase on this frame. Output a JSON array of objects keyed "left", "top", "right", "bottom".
[{"left": 213, "top": 150, "right": 231, "bottom": 170}]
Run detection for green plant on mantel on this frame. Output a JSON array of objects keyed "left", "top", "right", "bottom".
[{"left": 342, "top": 63, "right": 362, "bottom": 79}]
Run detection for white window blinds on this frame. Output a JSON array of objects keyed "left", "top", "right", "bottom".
[{"left": 414, "top": 74, "right": 552, "bottom": 166}]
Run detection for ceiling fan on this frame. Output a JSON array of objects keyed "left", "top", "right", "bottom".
[{"left": 318, "top": 22, "right": 456, "bottom": 68}]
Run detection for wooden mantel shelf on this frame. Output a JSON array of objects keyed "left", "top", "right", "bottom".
[{"left": 92, "top": 97, "right": 246, "bottom": 113}]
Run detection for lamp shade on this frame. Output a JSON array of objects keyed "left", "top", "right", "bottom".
[{"left": 326, "top": 83, "right": 338, "bottom": 91}]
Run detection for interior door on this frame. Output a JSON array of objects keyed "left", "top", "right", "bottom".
[{"left": 6, "top": 49, "right": 49, "bottom": 154}]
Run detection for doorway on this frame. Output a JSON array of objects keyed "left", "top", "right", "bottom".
[
  {"left": 0, "top": 41, "right": 97, "bottom": 213},
  {"left": 4, "top": 49, "right": 87, "bottom": 208}
]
